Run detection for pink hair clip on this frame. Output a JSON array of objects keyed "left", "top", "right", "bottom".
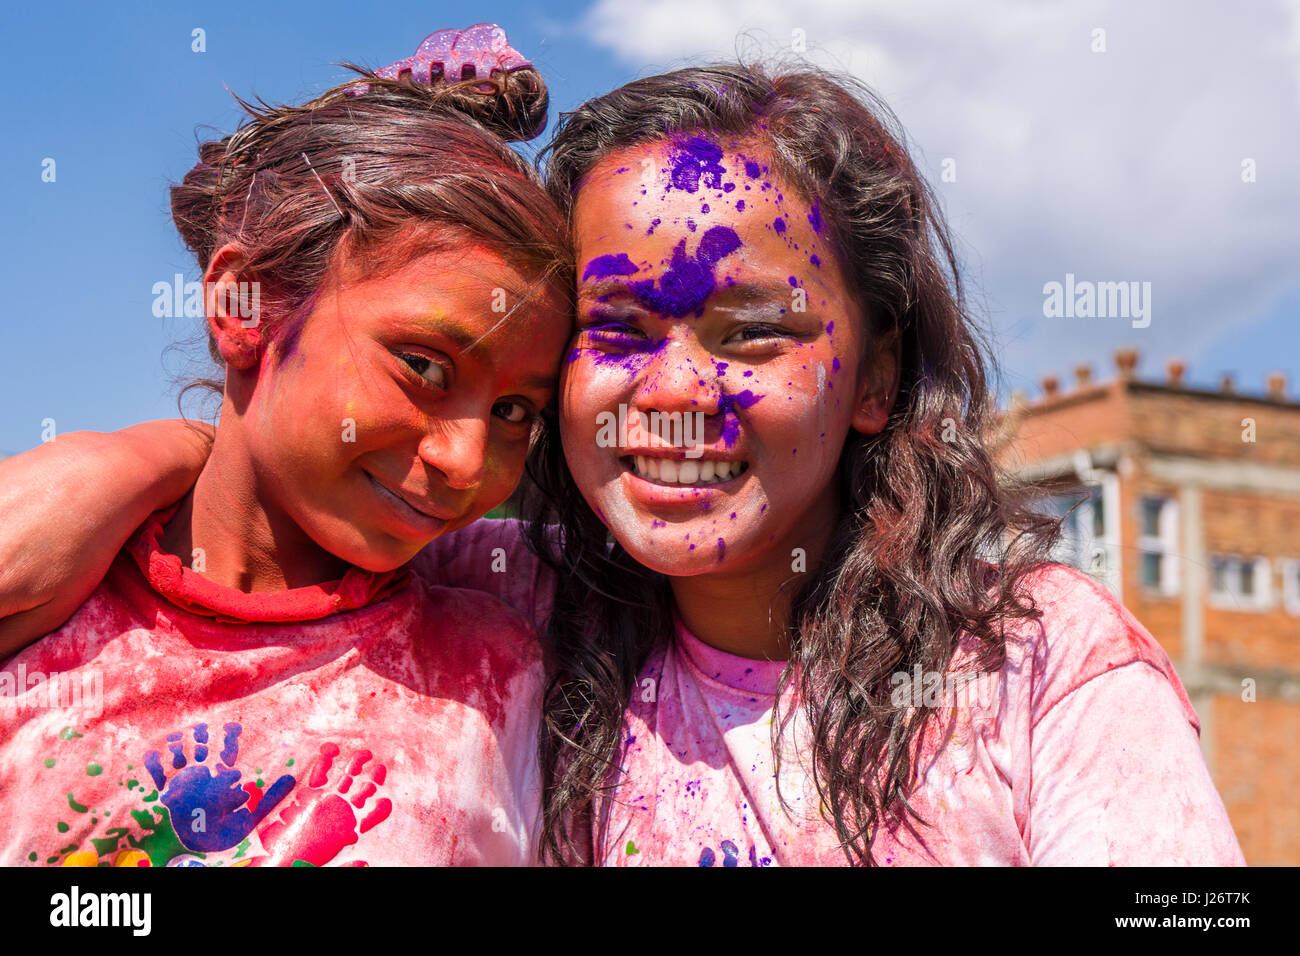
[{"left": 349, "top": 23, "right": 533, "bottom": 95}]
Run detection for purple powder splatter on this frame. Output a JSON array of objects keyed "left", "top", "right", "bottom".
[
  {"left": 773, "top": 217, "right": 786, "bottom": 234},
  {"left": 810, "top": 254, "right": 821, "bottom": 267},
  {"left": 825, "top": 321, "right": 834, "bottom": 336},
  {"left": 686, "top": 219, "right": 697, "bottom": 232},
  {"left": 647, "top": 217, "right": 661, "bottom": 235},
  {"left": 714, "top": 360, "right": 728, "bottom": 376},
  {"left": 743, "top": 160, "right": 761, "bottom": 178},
  {"left": 625, "top": 225, "right": 742, "bottom": 318},
  {"left": 582, "top": 253, "right": 638, "bottom": 281},
  {"left": 743, "top": 370, "right": 753, "bottom": 377},
  {"left": 669, "top": 136, "right": 726, "bottom": 194},
  {"left": 716, "top": 538, "right": 726, "bottom": 562},
  {"left": 808, "top": 199, "right": 823, "bottom": 233},
  {"left": 788, "top": 275, "right": 799, "bottom": 287},
  {"left": 701, "top": 203, "right": 710, "bottom": 214},
  {"left": 832, "top": 356, "right": 841, "bottom": 372},
  {"left": 718, "top": 388, "right": 765, "bottom": 447},
  {"left": 723, "top": 182, "right": 735, "bottom": 193}
]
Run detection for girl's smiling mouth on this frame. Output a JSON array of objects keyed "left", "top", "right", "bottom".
[
  {"left": 364, "top": 470, "right": 454, "bottom": 534},
  {"left": 622, "top": 454, "right": 750, "bottom": 485}
]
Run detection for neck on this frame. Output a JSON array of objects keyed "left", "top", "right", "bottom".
[
  {"left": 669, "top": 491, "right": 840, "bottom": 661},
  {"left": 158, "top": 415, "right": 349, "bottom": 593}
]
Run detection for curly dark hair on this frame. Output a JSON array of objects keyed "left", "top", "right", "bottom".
[{"left": 523, "top": 61, "right": 1062, "bottom": 865}]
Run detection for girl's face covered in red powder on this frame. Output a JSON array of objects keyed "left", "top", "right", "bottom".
[
  {"left": 561, "top": 139, "right": 895, "bottom": 578},
  {"left": 217, "top": 244, "right": 568, "bottom": 573}
]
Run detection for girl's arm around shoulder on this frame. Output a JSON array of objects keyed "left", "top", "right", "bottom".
[
  {"left": 0, "top": 420, "right": 211, "bottom": 656},
  {"left": 1014, "top": 563, "right": 1245, "bottom": 865}
]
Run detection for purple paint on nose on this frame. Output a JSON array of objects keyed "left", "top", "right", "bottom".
[
  {"left": 714, "top": 361, "right": 728, "bottom": 376},
  {"left": 717, "top": 388, "right": 765, "bottom": 447},
  {"left": 773, "top": 217, "right": 786, "bottom": 235},
  {"left": 670, "top": 136, "right": 727, "bottom": 194},
  {"left": 582, "top": 253, "right": 638, "bottom": 281}
]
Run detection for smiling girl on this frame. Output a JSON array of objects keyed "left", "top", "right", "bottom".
[
  {"left": 526, "top": 63, "right": 1244, "bottom": 866},
  {"left": 0, "top": 61, "right": 1243, "bottom": 867},
  {"left": 0, "top": 27, "right": 572, "bottom": 866}
]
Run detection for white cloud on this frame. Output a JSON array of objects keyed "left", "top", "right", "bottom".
[{"left": 579, "top": 0, "right": 1300, "bottom": 392}]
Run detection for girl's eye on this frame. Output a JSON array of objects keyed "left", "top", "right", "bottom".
[
  {"left": 399, "top": 352, "right": 448, "bottom": 389},
  {"left": 580, "top": 321, "right": 646, "bottom": 347},
  {"left": 493, "top": 400, "right": 532, "bottom": 425},
  {"left": 731, "top": 323, "right": 792, "bottom": 344}
]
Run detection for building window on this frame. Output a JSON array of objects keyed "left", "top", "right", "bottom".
[
  {"left": 1138, "top": 495, "right": 1179, "bottom": 597},
  {"left": 1209, "top": 554, "right": 1272, "bottom": 611},
  {"left": 1045, "top": 478, "right": 1120, "bottom": 596},
  {"left": 1280, "top": 559, "right": 1300, "bottom": 616}
]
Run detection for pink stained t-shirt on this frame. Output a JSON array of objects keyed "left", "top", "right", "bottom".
[
  {"left": 413, "top": 519, "right": 1246, "bottom": 867},
  {"left": 0, "top": 510, "right": 546, "bottom": 867}
]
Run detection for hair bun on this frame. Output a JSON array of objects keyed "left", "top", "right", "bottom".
[{"left": 351, "top": 24, "right": 549, "bottom": 142}]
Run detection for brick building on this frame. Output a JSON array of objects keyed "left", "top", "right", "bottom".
[{"left": 993, "top": 348, "right": 1300, "bottom": 865}]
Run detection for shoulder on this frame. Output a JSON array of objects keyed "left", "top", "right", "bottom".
[
  {"left": 409, "top": 519, "right": 557, "bottom": 633},
  {"left": 1002, "top": 562, "right": 1196, "bottom": 729},
  {"left": 411, "top": 580, "right": 543, "bottom": 664}
]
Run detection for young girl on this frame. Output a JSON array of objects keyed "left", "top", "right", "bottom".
[
  {"left": 1, "top": 62, "right": 1243, "bottom": 866},
  {"left": 0, "top": 26, "right": 574, "bottom": 866}
]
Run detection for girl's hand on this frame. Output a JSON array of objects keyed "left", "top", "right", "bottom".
[{"left": 0, "top": 419, "right": 213, "bottom": 656}]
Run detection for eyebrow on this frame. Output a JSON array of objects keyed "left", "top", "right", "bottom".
[{"left": 579, "top": 278, "right": 793, "bottom": 307}]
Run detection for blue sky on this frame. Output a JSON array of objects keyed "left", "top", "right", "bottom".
[{"left": 2, "top": 0, "right": 1297, "bottom": 456}]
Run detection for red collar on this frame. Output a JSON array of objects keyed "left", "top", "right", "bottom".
[{"left": 125, "top": 507, "right": 409, "bottom": 624}]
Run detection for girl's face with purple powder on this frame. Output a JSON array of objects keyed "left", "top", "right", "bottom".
[{"left": 561, "top": 137, "right": 895, "bottom": 577}]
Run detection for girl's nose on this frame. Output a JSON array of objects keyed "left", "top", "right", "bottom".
[
  {"left": 418, "top": 418, "right": 487, "bottom": 491},
  {"left": 633, "top": 336, "right": 721, "bottom": 418}
]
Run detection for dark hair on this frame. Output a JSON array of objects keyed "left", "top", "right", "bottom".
[
  {"left": 172, "top": 64, "right": 572, "bottom": 403},
  {"left": 525, "top": 61, "right": 1061, "bottom": 864}
]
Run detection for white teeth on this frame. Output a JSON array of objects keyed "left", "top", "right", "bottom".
[{"left": 629, "top": 457, "right": 747, "bottom": 485}]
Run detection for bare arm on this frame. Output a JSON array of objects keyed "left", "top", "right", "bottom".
[{"left": 0, "top": 420, "right": 213, "bottom": 656}]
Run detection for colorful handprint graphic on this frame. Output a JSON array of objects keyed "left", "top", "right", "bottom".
[
  {"left": 254, "top": 742, "right": 392, "bottom": 866},
  {"left": 143, "top": 722, "right": 294, "bottom": 853}
]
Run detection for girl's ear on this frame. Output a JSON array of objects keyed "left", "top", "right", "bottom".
[
  {"left": 203, "top": 243, "right": 261, "bottom": 370},
  {"left": 850, "top": 328, "right": 900, "bottom": 436}
]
